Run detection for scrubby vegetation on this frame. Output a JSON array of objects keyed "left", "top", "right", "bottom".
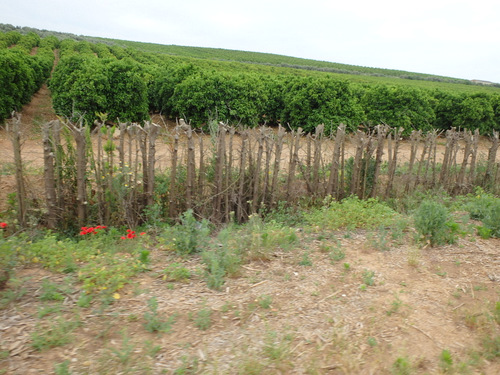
[{"left": 1, "top": 190, "right": 500, "bottom": 373}]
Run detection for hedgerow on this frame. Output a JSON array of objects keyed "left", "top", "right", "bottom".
[{"left": 4, "top": 30, "right": 500, "bottom": 134}]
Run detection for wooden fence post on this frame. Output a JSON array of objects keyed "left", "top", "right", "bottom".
[
  {"left": 168, "top": 128, "right": 179, "bottom": 219},
  {"left": 326, "top": 124, "right": 345, "bottom": 198},
  {"left": 385, "top": 127, "right": 403, "bottom": 198},
  {"left": 369, "top": 125, "right": 387, "bottom": 198},
  {"left": 68, "top": 119, "right": 88, "bottom": 226},
  {"left": 8, "top": 113, "right": 27, "bottom": 227},
  {"left": 43, "top": 120, "right": 58, "bottom": 229},
  {"left": 270, "top": 125, "right": 285, "bottom": 208}
]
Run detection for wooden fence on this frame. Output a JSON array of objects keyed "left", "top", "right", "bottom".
[{"left": 5, "top": 115, "right": 500, "bottom": 229}]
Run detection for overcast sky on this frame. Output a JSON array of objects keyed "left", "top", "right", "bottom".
[{"left": 2, "top": 0, "right": 499, "bottom": 83}]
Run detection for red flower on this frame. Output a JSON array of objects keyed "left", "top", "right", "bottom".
[
  {"left": 140, "top": 232, "right": 146, "bottom": 236},
  {"left": 126, "top": 232, "right": 136, "bottom": 239},
  {"left": 0, "top": 222, "right": 7, "bottom": 229},
  {"left": 120, "top": 236, "right": 126, "bottom": 240}
]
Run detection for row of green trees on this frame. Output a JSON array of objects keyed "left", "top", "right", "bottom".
[
  {"left": 4, "top": 30, "right": 499, "bottom": 134},
  {"left": 48, "top": 38, "right": 500, "bottom": 133},
  {"left": 0, "top": 32, "right": 55, "bottom": 121}
]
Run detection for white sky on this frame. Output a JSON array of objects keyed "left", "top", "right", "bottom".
[{"left": 1, "top": 0, "right": 499, "bottom": 83}]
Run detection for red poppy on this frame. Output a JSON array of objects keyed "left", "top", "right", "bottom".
[{"left": 1, "top": 222, "right": 7, "bottom": 229}]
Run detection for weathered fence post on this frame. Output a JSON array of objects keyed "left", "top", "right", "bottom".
[
  {"left": 168, "top": 127, "right": 179, "bottom": 219},
  {"left": 186, "top": 125, "right": 196, "bottom": 210},
  {"left": 147, "top": 122, "right": 159, "bottom": 208},
  {"left": 270, "top": 125, "right": 285, "bottom": 208},
  {"left": 237, "top": 131, "right": 248, "bottom": 222},
  {"left": 312, "top": 124, "right": 324, "bottom": 196},
  {"left": 369, "top": 125, "right": 387, "bottom": 198},
  {"left": 385, "top": 127, "right": 403, "bottom": 198},
  {"left": 350, "top": 131, "right": 365, "bottom": 196},
  {"left": 8, "top": 113, "right": 27, "bottom": 227},
  {"left": 484, "top": 131, "right": 499, "bottom": 187},
  {"left": 68, "top": 119, "right": 88, "bottom": 226},
  {"left": 286, "top": 128, "right": 302, "bottom": 201},
  {"left": 404, "top": 130, "right": 421, "bottom": 194},
  {"left": 42, "top": 120, "right": 58, "bottom": 229},
  {"left": 326, "top": 124, "right": 346, "bottom": 199}
]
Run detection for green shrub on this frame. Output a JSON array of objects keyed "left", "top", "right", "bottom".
[
  {"left": 391, "top": 356, "right": 412, "bottom": 375},
  {"left": 143, "top": 297, "right": 175, "bottom": 333},
  {"left": 464, "top": 189, "right": 498, "bottom": 221},
  {"left": 172, "top": 209, "right": 210, "bottom": 255},
  {"left": 413, "top": 200, "right": 457, "bottom": 246},
  {"left": 162, "top": 263, "right": 191, "bottom": 282},
  {"left": 480, "top": 200, "right": 500, "bottom": 238},
  {"left": 31, "top": 317, "right": 80, "bottom": 351},
  {"left": 463, "top": 189, "right": 500, "bottom": 238},
  {"left": 306, "top": 196, "right": 398, "bottom": 231},
  {"left": 0, "top": 237, "right": 18, "bottom": 289},
  {"left": 202, "top": 245, "right": 241, "bottom": 290}
]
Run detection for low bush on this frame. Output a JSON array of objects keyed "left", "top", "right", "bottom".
[
  {"left": 305, "top": 196, "right": 398, "bottom": 231},
  {"left": 413, "top": 200, "right": 458, "bottom": 246}
]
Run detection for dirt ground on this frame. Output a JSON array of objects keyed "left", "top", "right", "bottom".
[
  {"left": 1, "top": 232, "right": 499, "bottom": 374},
  {"left": 0, "top": 84, "right": 499, "bottom": 375}
]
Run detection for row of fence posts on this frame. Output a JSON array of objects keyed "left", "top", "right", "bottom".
[{"left": 5, "top": 114, "right": 500, "bottom": 229}]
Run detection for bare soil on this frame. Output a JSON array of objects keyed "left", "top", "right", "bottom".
[{"left": 1, "top": 233, "right": 499, "bottom": 374}]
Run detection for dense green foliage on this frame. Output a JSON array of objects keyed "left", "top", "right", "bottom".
[
  {"left": 46, "top": 33, "right": 500, "bottom": 132},
  {"left": 2, "top": 26, "right": 500, "bottom": 132},
  {"left": 0, "top": 31, "right": 55, "bottom": 122},
  {"left": 50, "top": 55, "right": 149, "bottom": 123}
]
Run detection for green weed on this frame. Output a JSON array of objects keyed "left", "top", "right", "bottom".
[
  {"left": 306, "top": 196, "right": 398, "bottom": 231},
  {"left": 439, "top": 349, "right": 454, "bottom": 373},
  {"left": 299, "top": 252, "right": 313, "bottom": 266},
  {"left": 262, "top": 330, "right": 292, "bottom": 362},
  {"left": 362, "top": 269, "right": 375, "bottom": 286},
  {"left": 329, "top": 247, "right": 345, "bottom": 263},
  {"left": 39, "top": 279, "right": 65, "bottom": 301},
  {"left": 413, "top": 200, "right": 457, "bottom": 246},
  {"left": 38, "top": 304, "right": 63, "bottom": 318},
  {"left": 386, "top": 296, "right": 403, "bottom": 316},
  {"left": 237, "top": 356, "right": 265, "bottom": 375},
  {"left": 54, "top": 360, "right": 72, "bottom": 375},
  {"left": 173, "top": 355, "right": 199, "bottom": 374},
  {"left": 202, "top": 245, "right": 241, "bottom": 291},
  {"left": 143, "top": 297, "right": 175, "bottom": 333},
  {"left": 493, "top": 302, "right": 500, "bottom": 324},
  {"left": 76, "top": 293, "right": 93, "bottom": 308},
  {"left": 481, "top": 334, "right": 500, "bottom": 360},
  {"left": 31, "top": 317, "right": 80, "bottom": 351},
  {"left": 172, "top": 209, "right": 211, "bottom": 255},
  {"left": 391, "top": 356, "right": 412, "bottom": 375},
  {"left": 162, "top": 263, "right": 191, "bottom": 282},
  {"left": 0, "top": 279, "right": 26, "bottom": 309},
  {"left": 78, "top": 252, "right": 146, "bottom": 296},
  {"left": 193, "top": 307, "right": 212, "bottom": 330},
  {"left": 236, "top": 214, "right": 298, "bottom": 261},
  {"left": 257, "top": 294, "right": 273, "bottom": 309},
  {"left": 263, "top": 200, "right": 305, "bottom": 227},
  {"left": 110, "top": 330, "right": 135, "bottom": 364}
]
